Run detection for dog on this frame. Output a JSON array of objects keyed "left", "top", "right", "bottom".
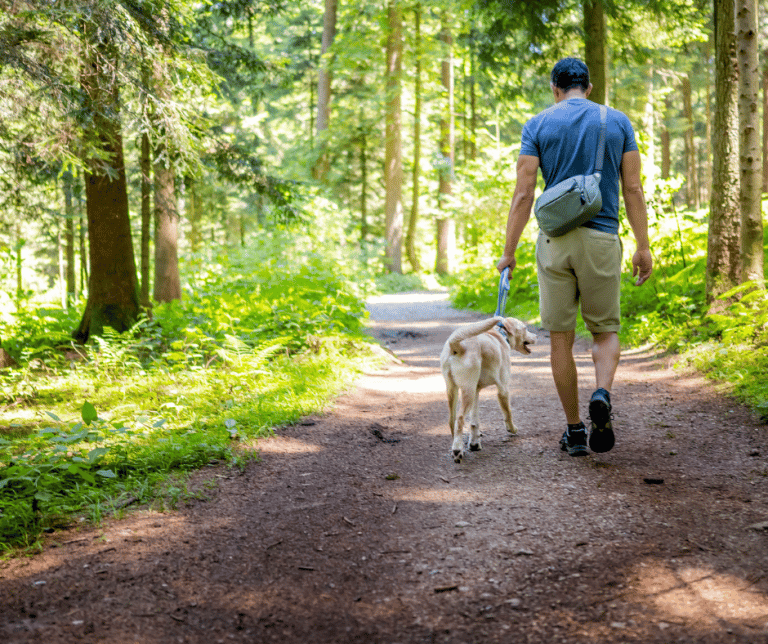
[{"left": 440, "top": 316, "right": 536, "bottom": 463}]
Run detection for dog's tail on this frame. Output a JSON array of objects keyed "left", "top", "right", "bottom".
[{"left": 447, "top": 316, "right": 503, "bottom": 356}]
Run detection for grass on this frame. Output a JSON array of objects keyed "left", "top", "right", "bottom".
[
  {"left": 0, "top": 238, "right": 387, "bottom": 552},
  {"left": 449, "top": 196, "right": 768, "bottom": 422}
]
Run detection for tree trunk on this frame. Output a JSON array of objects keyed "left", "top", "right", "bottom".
[
  {"left": 763, "top": 49, "right": 768, "bottom": 194},
  {"left": 152, "top": 59, "right": 182, "bottom": 303},
  {"left": 15, "top": 224, "right": 22, "bottom": 300},
  {"left": 707, "top": 0, "right": 742, "bottom": 306},
  {"left": 405, "top": 2, "right": 422, "bottom": 273},
  {"left": 360, "top": 123, "right": 368, "bottom": 243},
  {"left": 313, "top": 0, "right": 336, "bottom": 182},
  {"left": 642, "top": 65, "right": 656, "bottom": 196},
  {"left": 186, "top": 176, "right": 203, "bottom": 253},
  {"left": 435, "top": 11, "right": 455, "bottom": 276},
  {"left": 140, "top": 131, "right": 152, "bottom": 309},
  {"left": 153, "top": 154, "right": 181, "bottom": 302},
  {"left": 384, "top": 0, "right": 403, "bottom": 274},
  {"left": 661, "top": 93, "right": 672, "bottom": 180},
  {"left": 63, "top": 166, "right": 76, "bottom": 307},
  {"left": 73, "top": 31, "right": 139, "bottom": 343},
  {"left": 682, "top": 74, "right": 700, "bottom": 209},
  {"left": 703, "top": 36, "right": 714, "bottom": 204},
  {"left": 469, "top": 19, "right": 477, "bottom": 162},
  {"left": 583, "top": 0, "right": 607, "bottom": 106},
  {"left": 736, "top": 0, "right": 764, "bottom": 284}
]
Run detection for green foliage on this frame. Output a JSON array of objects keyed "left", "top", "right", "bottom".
[
  {"left": 679, "top": 282, "right": 768, "bottom": 415},
  {"left": 450, "top": 229, "right": 540, "bottom": 322},
  {"left": 450, "top": 192, "right": 768, "bottom": 422},
  {"left": 0, "top": 239, "right": 382, "bottom": 550},
  {"left": 374, "top": 272, "right": 430, "bottom": 294}
]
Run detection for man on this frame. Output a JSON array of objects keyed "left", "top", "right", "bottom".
[{"left": 496, "top": 57, "right": 652, "bottom": 457}]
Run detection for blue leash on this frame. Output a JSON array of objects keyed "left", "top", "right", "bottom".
[{"left": 495, "top": 267, "right": 510, "bottom": 336}]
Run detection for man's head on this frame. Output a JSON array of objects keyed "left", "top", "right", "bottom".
[{"left": 551, "top": 58, "right": 590, "bottom": 92}]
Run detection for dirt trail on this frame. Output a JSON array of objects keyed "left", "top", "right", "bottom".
[{"left": 2, "top": 291, "right": 768, "bottom": 644}]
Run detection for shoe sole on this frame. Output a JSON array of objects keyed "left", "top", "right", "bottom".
[
  {"left": 568, "top": 444, "right": 588, "bottom": 457},
  {"left": 588, "top": 399, "right": 615, "bottom": 453}
]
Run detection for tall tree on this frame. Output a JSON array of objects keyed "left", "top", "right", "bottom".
[
  {"left": 736, "top": 0, "right": 764, "bottom": 284},
  {"left": 435, "top": 10, "right": 455, "bottom": 276},
  {"left": 140, "top": 61, "right": 152, "bottom": 310},
  {"left": 63, "top": 167, "right": 77, "bottom": 308},
  {"left": 584, "top": 0, "right": 607, "bottom": 105},
  {"left": 313, "top": 0, "right": 337, "bottom": 181},
  {"left": 405, "top": 2, "right": 422, "bottom": 272},
  {"left": 384, "top": 0, "right": 403, "bottom": 273},
  {"left": 763, "top": 46, "right": 768, "bottom": 194},
  {"left": 682, "top": 74, "right": 700, "bottom": 209},
  {"left": 74, "top": 19, "right": 140, "bottom": 342},
  {"left": 706, "top": 0, "right": 742, "bottom": 305}
]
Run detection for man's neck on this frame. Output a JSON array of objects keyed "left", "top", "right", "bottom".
[{"left": 554, "top": 88, "right": 588, "bottom": 103}]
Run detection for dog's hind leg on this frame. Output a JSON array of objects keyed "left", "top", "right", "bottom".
[
  {"left": 467, "top": 388, "right": 482, "bottom": 452},
  {"left": 497, "top": 385, "right": 517, "bottom": 435},
  {"left": 446, "top": 378, "right": 464, "bottom": 463}
]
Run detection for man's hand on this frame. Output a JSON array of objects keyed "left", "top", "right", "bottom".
[
  {"left": 497, "top": 255, "right": 516, "bottom": 274},
  {"left": 632, "top": 248, "right": 652, "bottom": 286}
]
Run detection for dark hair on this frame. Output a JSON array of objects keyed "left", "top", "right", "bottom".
[{"left": 551, "top": 58, "right": 590, "bottom": 92}]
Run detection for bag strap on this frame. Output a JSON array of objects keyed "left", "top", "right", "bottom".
[{"left": 595, "top": 104, "right": 607, "bottom": 179}]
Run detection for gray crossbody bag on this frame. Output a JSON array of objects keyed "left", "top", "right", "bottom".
[{"left": 533, "top": 104, "right": 607, "bottom": 238}]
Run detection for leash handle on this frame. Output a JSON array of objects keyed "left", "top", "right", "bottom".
[{"left": 495, "top": 267, "right": 510, "bottom": 321}]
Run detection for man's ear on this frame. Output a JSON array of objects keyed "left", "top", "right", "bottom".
[
  {"left": 585, "top": 83, "right": 593, "bottom": 98},
  {"left": 551, "top": 83, "right": 562, "bottom": 102}
]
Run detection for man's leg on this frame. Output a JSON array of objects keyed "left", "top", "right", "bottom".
[
  {"left": 592, "top": 331, "right": 620, "bottom": 392},
  {"left": 550, "top": 330, "right": 580, "bottom": 424},
  {"left": 589, "top": 331, "right": 619, "bottom": 453}
]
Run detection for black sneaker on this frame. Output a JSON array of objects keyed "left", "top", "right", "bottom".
[
  {"left": 560, "top": 422, "right": 588, "bottom": 457},
  {"left": 588, "top": 388, "right": 615, "bottom": 453}
]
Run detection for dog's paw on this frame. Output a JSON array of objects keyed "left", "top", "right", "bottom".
[
  {"left": 452, "top": 449, "right": 463, "bottom": 463},
  {"left": 469, "top": 441, "right": 481, "bottom": 452},
  {"left": 507, "top": 424, "right": 518, "bottom": 435}
]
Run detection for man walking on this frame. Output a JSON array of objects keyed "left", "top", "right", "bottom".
[{"left": 496, "top": 57, "right": 653, "bottom": 456}]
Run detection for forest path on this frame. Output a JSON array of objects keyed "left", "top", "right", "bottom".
[{"left": 2, "top": 291, "right": 768, "bottom": 643}]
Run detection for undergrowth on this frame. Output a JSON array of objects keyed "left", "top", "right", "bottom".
[
  {"left": 450, "top": 193, "right": 768, "bottom": 421},
  {"left": 0, "top": 237, "right": 384, "bottom": 551}
]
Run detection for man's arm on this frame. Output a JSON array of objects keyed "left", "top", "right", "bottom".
[
  {"left": 496, "top": 154, "right": 539, "bottom": 274},
  {"left": 620, "top": 150, "right": 653, "bottom": 286}
]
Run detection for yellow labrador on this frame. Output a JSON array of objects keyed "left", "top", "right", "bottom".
[{"left": 440, "top": 316, "right": 536, "bottom": 463}]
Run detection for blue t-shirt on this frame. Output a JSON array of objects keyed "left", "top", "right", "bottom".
[{"left": 519, "top": 98, "right": 638, "bottom": 234}]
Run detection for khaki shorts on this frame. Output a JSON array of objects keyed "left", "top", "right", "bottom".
[{"left": 536, "top": 227, "right": 622, "bottom": 334}]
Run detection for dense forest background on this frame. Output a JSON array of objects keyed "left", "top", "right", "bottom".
[{"left": 0, "top": 0, "right": 767, "bottom": 548}]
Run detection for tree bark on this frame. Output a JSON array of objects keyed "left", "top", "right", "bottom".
[
  {"left": 153, "top": 152, "right": 181, "bottom": 302},
  {"left": 73, "top": 38, "right": 139, "bottom": 343},
  {"left": 405, "top": 3, "right": 422, "bottom": 273},
  {"left": 384, "top": 0, "right": 403, "bottom": 274},
  {"left": 435, "top": 11, "right": 455, "bottom": 276},
  {"left": 661, "top": 93, "right": 672, "bottom": 180},
  {"left": 682, "top": 74, "right": 700, "bottom": 209},
  {"left": 736, "top": 0, "right": 764, "bottom": 284},
  {"left": 707, "top": 0, "right": 742, "bottom": 305},
  {"left": 63, "top": 166, "right": 76, "bottom": 307},
  {"left": 642, "top": 65, "right": 656, "bottom": 196},
  {"left": 313, "top": 0, "right": 336, "bottom": 182},
  {"left": 140, "top": 131, "right": 152, "bottom": 309},
  {"left": 186, "top": 176, "right": 202, "bottom": 254},
  {"left": 152, "top": 55, "right": 182, "bottom": 304},
  {"left": 360, "top": 122, "right": 368, "bottom": 243},
  {"left": 763, "top": 49, "right": 768, "bottom": 194},
  {"left": 583, "top": 0, "right": 607, "bottom": 106}
]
